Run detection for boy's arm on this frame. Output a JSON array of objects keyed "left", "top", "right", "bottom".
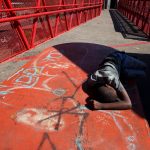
[{"left": 95, "top": 86, "right": 132, "bottom": 110}]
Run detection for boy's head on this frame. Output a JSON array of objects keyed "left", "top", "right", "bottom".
[{"left": 97, "top": 84, "right": 118, "bottom": 102}]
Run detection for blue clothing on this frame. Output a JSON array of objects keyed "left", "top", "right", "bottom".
[{"left": 88, "top": 52, "right": 146, "bottom": 92}]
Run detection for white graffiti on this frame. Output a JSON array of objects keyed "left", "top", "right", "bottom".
[
  {"left": 46, "top": 62, "right": 70, "bottom": 69},
  {"left": 79, "top": 106, "right": 138, "bottom": 149},
  {"left": 125, "top": 135, "right": 136, "bottom": 150},
  {"left": 52, "top": 88, "right": 66, "bottom": 96},
  {"left": 43, "top": 50, "right": 62, "bottom": 62},
  {"left": 14, "top": 67, "right": 44, "bottom": 88},
  {"left": 15, "top": 108, "right": 65, "bottom": 131}
]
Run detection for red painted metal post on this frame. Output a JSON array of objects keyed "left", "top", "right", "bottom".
[
  {"left": 141, "top": 3, "right": 150, "bottom": 32},
  {"left": 89, "top": 2, "right": 93, "bottom": 19},
  {"left": 0, "top": 0, "right": 2, "bottom": 9},
  {"left": 0, "top": 4, "right": 80, "bottom": 13},
  {"left": 42, "top": 0, "right": 54, "bottom": 38},
  {"left": 78, "top": 0, "right": 85, "bottom": 24},
  {"left": 0, "top": 5, "right": 100, "bottom": 23},
  {"left": 136, "top": 0, "right": 146, "bottom": 27},
  {"left": 54, "top": 11, "right": 60, "bottom": 36},
  {"left": 0, "top": 0, "right": 2, "bottom": 18},
  {"left": 99, "top": 0, "right": 103, "bottom": 15},
  {"left": 118, "top": 0, "right": 150, "bottom": 37},
  {"left": 93, "top": 0, "right": 96, "bottom": 18},
  {"left": 54, "top": 0, "right": 66, "bottom": 36},
  {"left": 99, "top": 0, "right": 102, "bottom": 15},
  {"left": 96, "top": 0, "right": 98, "bottom": 16},
  {"left": 61, "top": 0, "right": 69, "bottom": 30},
  {"left": 31, "top": 0, "right": 41, "bottom": 47},
  {"left": 74, "top": 0, "right": 79, "bottom": 25},
  {"left": 0, "top": 1, "right": 102, "bottom": 62},
  {"left": 38, "top": 1, "right": 50, "bottom": 38},
  {"left": 77, "top": 2, "right": 82, "bottom": 25},
  {"left": 84, "top": 1, "right": 88, "bottom": 22},
  {"left": 69, "top": 11, "right": 73, "bottom": 29},
  {"left": 4, "top": 0, "right": 30, "bottom": 50}
]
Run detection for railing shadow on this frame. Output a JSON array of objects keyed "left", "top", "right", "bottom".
[
  {"left": 54, "top": 42, "right": 150, "bottom": 125},
  {"left": 109, "top": 9, "right": 150, "bottom": 41}
]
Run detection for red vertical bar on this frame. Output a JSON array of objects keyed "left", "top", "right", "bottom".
[
  {"left": 96, "top": 0, "right": 99, "bottom": 16},
  {"left": 91, "top": 8, "right": 94, "bottom": 18},
  {"left": 89, "top": 6, "right": 92, "bottom": 19},
  {"left": 85, "top": 10, "right": 88, "bottom": 22},
  {"left": 123, "top": 0, "right": 126, "bottom": 16},
  {"left": 61, "top": 0, "right": 69, "bottom": 30},
  {"left": 95, "top": 7, "right": 97, "bottom": 17},
  {"left": 54, "top": 14, "right": 60, "bottom": 36},
  {"left": 0, "top": 0, "right": 2, "bottom": 9},
  {"left": 54, "top": 0, "right": 63, "bottom": 36},
  {"left": 74, "top": 0, "right": 79, "bottom": 25},
  {"left": 94, "top": 0, "right": 96, "bottom": 17},
  {"left": 148, "top": 19, "right": 150, "bottom": 37},
  {"left": 69, "top": 13, "right": 73, "bottom": 28},
  {"left": 31, "top": 18, "right": 38, "bottom": 47},
  {"left": 125, "top": 0, "right": 127, "bottom": 15},
  {"left": 99, "top": 0, "right": 102, "bottom": 15},
  {"left": 84, "top": 0, "right": 88, "bottom": 21},
  {"left": 79, "top": 0, "right": 85, "bottom": 23},
  {"left": 59, "top": 0, "right": 62, "bottom": 5},
  {"left": 131, "top": 0, "right": 138, "bottom": 23},
  {"left": 30, "top": 0, "right": 41, "bottom": 47},
  {"left": 89, "top": 0, "right": 93, "bottom": 18},
  {"left": 76, "top": 11, "right": 80, "bottom": 25},
  {"left": 137, "top": 0, "right": 146, "bottom": 27},
  {"left": 77, "top": 0, "right": 82, "bottom": 24},
  {"left": 0, "top": 0, "right": 2, "bottom": 18},
  {"left": 129, "top": 0, "right": 134, "bottom": 20},
  {"left": 86, "top": 0, "right": 91, "bottom": 20},
  {"left": 82, "top": 0, "right": 84, "bottom": 6},
  {"left": 4, "top": 0, "right": 30, "bottom": 49},
  {"left": 42, "top": 0, "right": 54, "bottom": 38},
  {"left": 141, "top": 0, "right": 149, "bottom": 31},
  {"left": 69, "top": 0, "right": 77, "bottom": 28}
]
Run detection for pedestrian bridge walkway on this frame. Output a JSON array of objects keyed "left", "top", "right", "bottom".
[
  {"left": 0, "top": 44, "right": 150, "bottom": 149},
  {"left": 0, "top": 9, "right": 150, "bottom": 149}
]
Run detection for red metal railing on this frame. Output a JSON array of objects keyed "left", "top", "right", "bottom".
[
  {"left": 0, "top": 0, "right": 103, "bottom": 63},
  {"left": 118, "top": 0, "right": 150, "bottom": 37}
]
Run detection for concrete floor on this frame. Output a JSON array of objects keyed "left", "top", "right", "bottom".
[
  {"left": 0, "top": 10, "right": 150, "bottom": 149},
  {"left": 0, "top": 10, "right": 149, "bottom": 83}
]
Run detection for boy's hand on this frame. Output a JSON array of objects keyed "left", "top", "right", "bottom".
[
  {"left": 93, "top": 100, "right": 103, "bottom": 110},
  {"left": 86, "top": 98, "right": 103, "bottom": 110},
  {"left": 85, "top": 98, "right": 103, "bottom": 110}
]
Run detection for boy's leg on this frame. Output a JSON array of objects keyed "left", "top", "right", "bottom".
[
  {"left": 122, "top": 54, "right": 147, "bottom": 70},
  {"left": 123, "top": 68, "right": 146, "bottom": 79},
  {"left": 107, "top": 52, "right": 147, "bottom": 79},
  {"left": 121, "top": 54, "right": 147, "bottom": 79},
  {"left": 107, "top": 51, "right": 146, "bottom": 70}
]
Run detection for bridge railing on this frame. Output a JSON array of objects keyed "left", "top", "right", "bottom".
[
  {"left": 0, "top": 0, "right": 103, "bottom": 63},
  {"left": 118, "top": 0, "right": 150, "bottom": 37}
]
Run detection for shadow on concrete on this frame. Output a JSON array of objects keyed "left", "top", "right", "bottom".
[
  {"left": 109, "top": 9, "right": 150, "bottom": 41},
  {"left": 54, "top": 42, "right": 150, "bottom": 125}
]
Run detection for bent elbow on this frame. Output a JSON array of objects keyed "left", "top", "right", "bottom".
[{"left": 125, "top": 101, "right": 132, "bottom": 109}]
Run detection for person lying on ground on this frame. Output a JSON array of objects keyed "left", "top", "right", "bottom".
[{"left": 83, "top": 51, "right": 146, "bottom": 110}]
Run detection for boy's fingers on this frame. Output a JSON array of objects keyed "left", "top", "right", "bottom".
[{"left": 85, "top": 97, "right": 94, "bottom": 110}]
